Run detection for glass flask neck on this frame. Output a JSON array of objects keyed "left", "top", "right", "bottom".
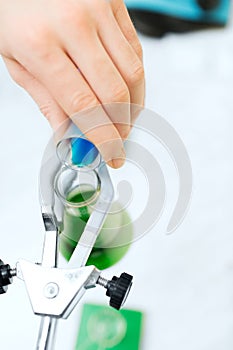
[{"left": 54, "top": 166, "right": 101, "bottom": 209}]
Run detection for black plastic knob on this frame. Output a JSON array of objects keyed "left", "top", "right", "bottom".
[
  {"left": 106, "top": 273, "right": 133, "bottom": 310},
  {"left": 0, "top": 260, "right": 14, "bottom": 294}
]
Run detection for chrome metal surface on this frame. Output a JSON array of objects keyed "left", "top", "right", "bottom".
[{"left": 18, "top": 260, "right": 100, "bottom": 318}]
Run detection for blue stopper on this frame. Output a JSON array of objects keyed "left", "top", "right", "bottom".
[{"left": 71, "top": 138, "right": 99, "bottom": 167}]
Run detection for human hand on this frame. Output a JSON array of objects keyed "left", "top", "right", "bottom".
[{"left": 0, "top": 0, "right": 145, "bottom": 168}]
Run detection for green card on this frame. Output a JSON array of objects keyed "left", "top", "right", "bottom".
[{"left": 75, "top": 303, "right": 144, "bottom": 350}]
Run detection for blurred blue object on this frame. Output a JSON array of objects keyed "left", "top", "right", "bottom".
[
  {"left": 125, "top": 0, "right": 231, "bottom": 36},
  {"left": 71, "top": 138, "right": 99, "bottom": 167}
]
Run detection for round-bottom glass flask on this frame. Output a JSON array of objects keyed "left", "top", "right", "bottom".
[{"left": 55, "top": 164, "right": 133, "bottom": 270}]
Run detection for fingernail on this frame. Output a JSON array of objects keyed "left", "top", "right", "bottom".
[
  {"left": 108, "top": 148, "right": 126, "bottom": 169},
  {"left": 110, "top": 158, "right": 125, "bottom": 168}
]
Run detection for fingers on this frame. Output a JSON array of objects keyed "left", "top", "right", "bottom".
[
  {"left": 61, "top": 28, "right": 131, "bottom": 139},
  {"left": 71, "top": 106, "right": 126, "bottom": 168},
  {"left": 1, "top": 0, "right": 145, "bottom": 169},
  {"left": 61, "top": 5, "right": 144, "bottom": 137},
  {"left": 15, "top": 48, "right": 125, "bottom": 167},
  {"left": 2, "top": 56, "right": 68, "bottom": 129},
  {"left": 3, "top": 56, "right": 125, "bottom": 168}
]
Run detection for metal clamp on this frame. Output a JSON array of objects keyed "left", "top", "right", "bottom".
[{"left": 0, "top": 128, "right": 133, "bottom": 350}]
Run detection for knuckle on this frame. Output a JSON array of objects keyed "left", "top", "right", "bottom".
[
  {"left": 25, "top": 26, "right": 47, "bottom": 49},
  {"left": 58, "top": 6, "right": 82, "bottom": 26},
  {"left": 88, "top": 0, "right": 104, "bottom": 11},
  {"left": 55, "top": 1, "right": 91, "bottom": 29},
  {"left": 39, "top": 102, "right": 53, "bottom": 120},
  {"left": 109, "top": 84, "right": 130, "bottom": 103},
  {"left": 128, "top": 63, "right": 144, "bottom": 87},
  {"left": 22, "top": 28, "right": 52, "bottom": 61},
  {"left": 54, "top": 0, "right": 76, "bottom": 18},
  {"left": 70, "top": 91, "right": 97, "bottom": 114}
]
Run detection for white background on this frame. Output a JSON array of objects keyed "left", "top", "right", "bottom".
[{"left": 0, "top": 11, "right": 233, "bottom": 350}]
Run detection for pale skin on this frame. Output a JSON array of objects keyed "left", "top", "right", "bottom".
[{"left": 0, "top": 0, "right": 145, "bottom": 168}]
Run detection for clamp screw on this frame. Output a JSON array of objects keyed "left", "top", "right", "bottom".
[
  {"left": 97, "top": 272, "right": 133, "bottom": 310},
  {"left": 0, "top": 259, "right": 16, "bottom": 295},
  {"left": 44, "top": 283, "right": 59, "bottom": 299},
  {"left": 97, "top": 276, "right": 108, "bottom": 288}
]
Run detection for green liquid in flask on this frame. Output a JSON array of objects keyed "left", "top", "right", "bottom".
[{"left": 59, "top": 186, "right": 133, "bottom": 270}]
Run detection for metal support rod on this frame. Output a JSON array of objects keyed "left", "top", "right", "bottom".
[
  {"left": 36, "top": 317, "right": 58, "bottom": 350},
  {"left": 36, "top": 212, "right": 59, "bottom": 350}
]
